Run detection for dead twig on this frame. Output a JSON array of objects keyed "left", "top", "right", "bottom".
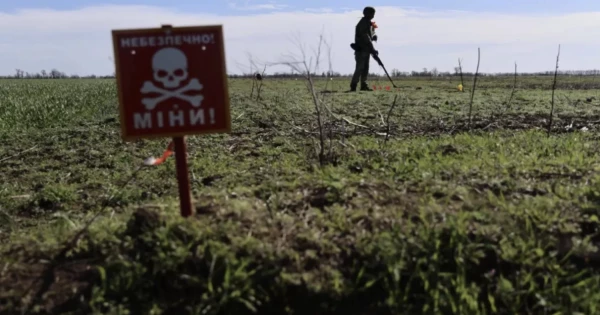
[
  {"left": 233, "top": 113, "right": 245, "bottom": 122},
  {"left": 458, "top": 58, "right": 465, "bottom": 92},
  {"left": 337, "top": 139, "right": 356, "bottom": 150},
  {"left": 254, "top": 65, "right": 267, "bottom": 101},
  {"left": 382, "top": 94, "right": 399, "bottom": 149},
  {"left": 547, "top": 44, "right": 561, "bottom": 137},
  {"left": 467, "top": 48, "right": 481, "bottom": 130},
  {"left": 290, "top": 124, "right": 318, "bottom": 135},
  {"left": 505, "top": 62, "right": 518, "bottom": 110},
  {"left": 0, "top": 145, "right": 38, "bottom": 163},
  {"left": 275, "top": 32, "right": 328, "bottom": 165},
  {"left": 377, "top": 108, "right": 386, "bottom": 126},
  {"left": 245, "top": 53, "right": 268, "bottom": 100}
]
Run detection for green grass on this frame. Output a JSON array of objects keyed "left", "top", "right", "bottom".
[{"left": 2, "top": 76, "right": 600, "bottom": 314}]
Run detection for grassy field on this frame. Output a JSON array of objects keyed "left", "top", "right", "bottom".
[{"left": 2, "top": 74, "right": 600, "bottom": 314}]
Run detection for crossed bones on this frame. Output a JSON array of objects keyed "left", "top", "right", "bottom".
[{"left": 140, "top": 78, "right": 204, "bottom": 110}]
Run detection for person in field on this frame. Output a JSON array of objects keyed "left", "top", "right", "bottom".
[{"left": 350, "top": 6, "right": 378, "bottom": 92}]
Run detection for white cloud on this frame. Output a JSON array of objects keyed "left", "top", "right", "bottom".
[
  {"left": 1, "top": 5, "right": 599, "bottom": 77},
  {"left": 228, "top": 2, "right": 289, "bottom": 11},
  {"left": 303, "top": 8, "right": 334, "bottom": 13}
]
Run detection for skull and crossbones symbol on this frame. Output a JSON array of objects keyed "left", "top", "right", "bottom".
[{"left": 140, "top": 47, "right": 204, "bottom": 110}]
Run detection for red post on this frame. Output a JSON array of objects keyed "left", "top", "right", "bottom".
[{"left": 173, "top": 136, "right": 193, "bottom": 217}]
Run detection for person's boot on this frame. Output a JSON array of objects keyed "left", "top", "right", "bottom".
[
  {"left": 349, "top": 83, "right": 357, "bottom": 92},
  {"left": 360, "top": 83, "right": 373, "bottom": 91}
]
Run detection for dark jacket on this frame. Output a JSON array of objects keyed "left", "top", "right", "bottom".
[{"left": 354, "top": 17, "right": 375, "bottom": 52}]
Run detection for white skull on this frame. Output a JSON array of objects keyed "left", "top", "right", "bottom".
[{"left": 152, "top": 47, "right": 188, "bottom": 89}]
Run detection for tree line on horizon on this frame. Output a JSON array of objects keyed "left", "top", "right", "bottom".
[{"left": 4, "top": 67, "right": 600, "bottom": 79}]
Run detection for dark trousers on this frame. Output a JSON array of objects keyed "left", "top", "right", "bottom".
[{"left": 351, "top": 51, "right": 370, "bottom": 87}]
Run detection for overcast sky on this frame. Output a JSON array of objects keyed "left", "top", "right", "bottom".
[{"left": 1, "top": 0, "right": 600, "bottom": 76}]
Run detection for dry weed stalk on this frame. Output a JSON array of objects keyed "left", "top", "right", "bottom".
[
  {"left": 247, "top": 54, "right": 268, "bottom": 100},
  {"left": 505, "top": 62, "right": 518, "bottom": 110},
  {"left": 547, "top": 44, "right": 561, "bottom": 136},
  {"left": 457, "top": 58, "right": 465, "bottom": 92},
  {"left": 380, "top": 94, "right": 399, "bottom": 150},
  {"left": 467, "top": 48, "right": 481, "bottom": 130},
  {"left": 268, "top": 31, "right": 392, "bottom": 163},
  {"left": 252, "top": 65, "right": 267, "bottom": 101},
  {"left": 236, "top": 53, "right": 268, "bottom": 100},
  {"left": 378, "top": 93, "right": 409, "bottom": 155},
  {"left": 274, "top": 32, "right": 329, "bottom": 165},
  {"left": 0, "top": 145, "right": 37, "bottom": 163}
]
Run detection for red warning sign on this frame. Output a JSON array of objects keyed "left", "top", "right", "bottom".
[{"left": 112, "top": 25, "right": 231, "bottom": 141}]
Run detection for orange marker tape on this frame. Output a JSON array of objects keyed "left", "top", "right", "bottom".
[{"left": 143, "top": 140, "right": 175, "bottom": 166}]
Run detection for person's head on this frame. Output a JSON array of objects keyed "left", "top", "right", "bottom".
[{"left": 363, "top": 6, "right": 375, "bottom": 19}]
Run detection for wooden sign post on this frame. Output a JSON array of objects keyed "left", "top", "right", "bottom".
[{"left": 111, "top": 24, "right": 231, "bottom": 217}]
